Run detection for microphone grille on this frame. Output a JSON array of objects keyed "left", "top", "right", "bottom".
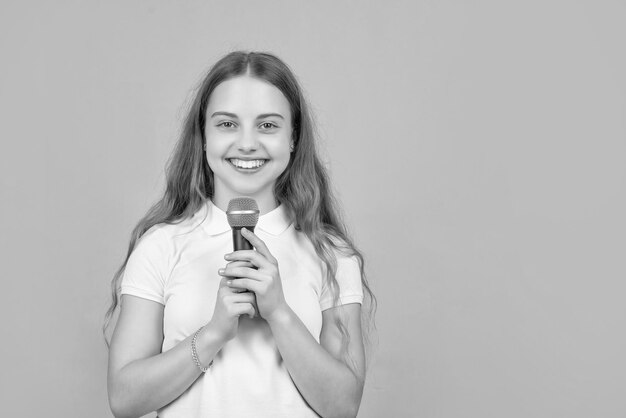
[{"left": 226, "top": 197, "right": 260, "bottom": 228}]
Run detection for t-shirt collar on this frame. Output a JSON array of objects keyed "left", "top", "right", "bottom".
[{"left": 201, "top": 200, "right": 292, "bottom": 236}]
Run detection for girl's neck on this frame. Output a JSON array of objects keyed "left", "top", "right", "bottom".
[{"left": 212, "top": 190, "right": 279, "bottom": 216}]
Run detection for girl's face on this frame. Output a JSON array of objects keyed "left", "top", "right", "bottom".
[{"left": 205, "top": 76, "right": 293, "bottom": 213}]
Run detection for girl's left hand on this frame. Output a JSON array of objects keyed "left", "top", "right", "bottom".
[{"left": 219, "top": 228, "right": 288, "bottom": 323}]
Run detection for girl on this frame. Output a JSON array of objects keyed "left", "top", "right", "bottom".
[{"left": 104, "top": 51, "right": 374, "bottom": 418}]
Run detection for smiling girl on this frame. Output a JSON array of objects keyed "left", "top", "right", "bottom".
[{"left": 104, "top": 51, "right": 375, "bottom": 418}]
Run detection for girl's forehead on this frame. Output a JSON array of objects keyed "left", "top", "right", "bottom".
[{"left": 207, "top": 76, "right": 291, "bottom": 116}]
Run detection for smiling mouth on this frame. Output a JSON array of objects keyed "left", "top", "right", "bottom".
[{"left": 228, "top": 158, "right": 268, "bottom": 169}]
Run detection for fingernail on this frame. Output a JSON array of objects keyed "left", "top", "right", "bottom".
[
  {"left": 218, "top": 268, "right": 225, "bottom": 275},
  {"left": 224, "top": 254, "right": 232, "bottom": 260},
  {"left": 227, "top": 280, "right": 232, "bottom": 286}
]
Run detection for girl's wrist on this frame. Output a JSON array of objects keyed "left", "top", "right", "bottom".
[
  {"left": 198, "top": 323, "right": 227, "bottom": 359},
  {"left": 265, "top": 303, "right": 293, "bottom": 327}
]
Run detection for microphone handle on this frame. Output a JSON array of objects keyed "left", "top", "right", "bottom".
[{"left": 232, "top": 226, "right": 255, "bottom": 251}]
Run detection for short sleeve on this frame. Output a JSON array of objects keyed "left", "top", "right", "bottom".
[
  {"left": 319, "top": 255, "right": 364, "bottom": 311},
  {"left": 120, "top": 227, "right": 170, "bottom": 305}
]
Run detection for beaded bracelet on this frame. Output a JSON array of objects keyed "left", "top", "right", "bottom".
[{"left": 191, "top": 326, "right": 213, "bottom": 373}]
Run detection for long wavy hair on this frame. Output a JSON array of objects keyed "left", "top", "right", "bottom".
[{"left": 103, "top": 51, "right": 376, "bottom": 372}]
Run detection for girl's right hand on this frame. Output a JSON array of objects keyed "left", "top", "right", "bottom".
[{"left": 206, "top": 276, "right": 257, "bottom": 344}]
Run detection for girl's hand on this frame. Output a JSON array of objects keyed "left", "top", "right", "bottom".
[
  {"left": 206, "top": 276, "right": 257, "bottom": 344},
  {"left": 219, "top": 228, "right": 288, "bottom": 323}
]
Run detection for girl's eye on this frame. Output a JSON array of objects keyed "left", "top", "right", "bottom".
[
  {"left": 260, "top": 122, "right": 277, "bottom": 130},
  {"left": 218, "top": 121, "right": 236, "bottom": 128}
]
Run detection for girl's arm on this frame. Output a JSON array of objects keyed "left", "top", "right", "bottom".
[
  {"left": 108, "top": 281, "right": 256, "bottom": 418},
  {"left": 267, "top": 303, "right": 365, "bottom": 418},
  {"left": 107, "top": 295, "right": 210, "bottom": 418},
  {"left": 224, "top": 228, "right": 365, "bottom": 418}
]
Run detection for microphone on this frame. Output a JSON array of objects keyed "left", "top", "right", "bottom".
[{"left": 226, "top": 197, "right": 260, "bottom": 251}]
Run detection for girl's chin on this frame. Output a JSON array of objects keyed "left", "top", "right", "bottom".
[{"left": 214, "top": 182, "right": 275, "bottom": 201}]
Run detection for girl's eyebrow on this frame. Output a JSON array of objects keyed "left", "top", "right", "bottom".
[
  {"left": 210, "top": 111, "right": 285, "bottom": 120},
  {"left": 256, "top": 113, "right": 284, "bottom": 120},
  {"left": 211, "top": 111, "right": 238, "bottom": 118}
]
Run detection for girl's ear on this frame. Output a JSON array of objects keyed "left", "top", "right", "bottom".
[{"left": 289, "top": 141, "right": 295, "bottom": 153}]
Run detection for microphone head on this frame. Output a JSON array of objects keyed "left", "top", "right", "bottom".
[{"left": 226, "top": 197, "right": 260, "bottom": 228}]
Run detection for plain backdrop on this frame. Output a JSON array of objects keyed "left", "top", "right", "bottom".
[{"left": 1, "top": 1, "right": 625, "bottom": 417}]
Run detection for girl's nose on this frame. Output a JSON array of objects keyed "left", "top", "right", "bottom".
[{"left": 237, "top": 128, "right": 259, "bottom": 152}]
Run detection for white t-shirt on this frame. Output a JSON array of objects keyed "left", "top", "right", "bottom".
[{"left": 120, "top": 201, "right": 363, "bottom": 418}]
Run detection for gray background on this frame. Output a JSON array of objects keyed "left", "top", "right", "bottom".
[{"left": 1, "top": 1, "right": 625, "bottom": 417}]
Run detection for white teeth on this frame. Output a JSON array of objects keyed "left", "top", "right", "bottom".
[{"left": 229, "top": 158, "right": 266, "bottom": 169}]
